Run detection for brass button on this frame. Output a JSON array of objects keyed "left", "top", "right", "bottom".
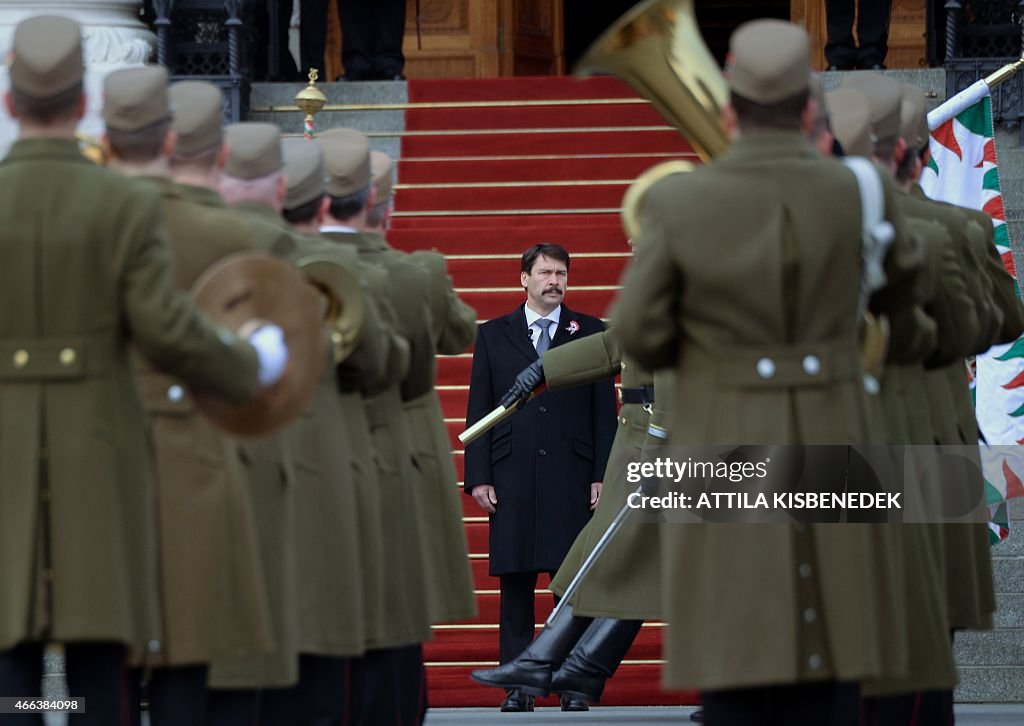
[
  {"left": 13, "top": 349, "right": 28, "bottom": 369},
  {"left": 621, "top": 361, "right": 627, "bottom": 371},
  {"left": 331, "top": 331, "right": 343, "bottom": 346},
  {"left": 808, "top": 654, "right": 823, "bottom": 670},
  {"left": 619, "top": 416, "right": 627, "bottom": 425},
  {"left": 58, "top": 348, "right": 77, "bottom": 367},
  {"left": 167, "top": 385, "right": 185, "bottom": 403},
  {"left": 803, "top": 608, "right": 817, "bottom": 624},
  {"left": 755, "top": 357, "right": 775, "bottom": 379},
  {"left": 802, "top": 355, "right": 821, "bottom": 376}
]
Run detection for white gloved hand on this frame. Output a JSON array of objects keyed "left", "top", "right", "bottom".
[{"left": 248, "top": 324, "right": 289, "bottom": 386}]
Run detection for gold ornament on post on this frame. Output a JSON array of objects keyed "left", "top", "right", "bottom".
[{"left": 295, "top": 68, "right": 328, "bottom": 139}]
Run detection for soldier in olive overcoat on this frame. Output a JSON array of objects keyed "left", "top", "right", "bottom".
[
  {"left": 366, "top": 151, "right": 479, "bottom": 624},
  {"left": 102, "top": 70, "right": 284, "bottom": 725},
  {"left": 0, "top": 17, "right": 284, "bottom": 725},
  {"left": 612, "top": 21, "right": 925, "bottom": 724},
  {"left": 317, "top": 128, "right": 434, "bottom": 726}
]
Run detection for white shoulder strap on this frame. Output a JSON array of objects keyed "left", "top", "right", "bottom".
[{"left": 841, "top": 157, "right": 895, "bottom": 299}]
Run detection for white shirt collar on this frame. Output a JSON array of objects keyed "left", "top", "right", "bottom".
[
  {"left": 319, "top": 225, "right": 359, "bottom": 234},
  {"left": 524, "top": 303, "right": 561, "bottom": 331}
]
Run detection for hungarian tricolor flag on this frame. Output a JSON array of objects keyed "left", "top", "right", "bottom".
[{"left": 919, "top": 79, "right": 1024, "bottom": 543}]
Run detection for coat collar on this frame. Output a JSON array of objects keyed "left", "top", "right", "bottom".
[
  {"left": 175, "top": 182, "right": 227, "bottom": 209},
  {"left": 2, "top": 137, "right": 89, "bottom": 166},
  {"left": 361, "top": 231, "right": 392, "bottom": 252},
  {"left": 504, "top": 306, "right": 538, "bottom": 362},
  {"left": 503, "top": 304, "right": 580, "bottom": 362},
  {"left": 235, "top": 200, "right": 282, "bottom": 226},
  {"left": 321, "top": 228, "right": 379, "bottom": 253},
  {"left": 720, "top": 131, "right": 818, "bottom": 165}
]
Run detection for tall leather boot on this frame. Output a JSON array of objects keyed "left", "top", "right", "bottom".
[
  {"left": 550, "top": 618, "right": 644, "bottom": 702},
  {"left": 470, "top": 604, "right": 592, "bottom": 696}
]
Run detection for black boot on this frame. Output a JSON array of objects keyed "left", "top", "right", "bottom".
[
  {"left": 550, "top": 618, "right": 643, "bottom": 702},
  {"left": 470, "top": 604, "right": 592, "bottom": 697}
]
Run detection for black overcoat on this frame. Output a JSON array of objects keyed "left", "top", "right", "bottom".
[{"left": 464, "top": 304, "right": 616, "bottom": 575}]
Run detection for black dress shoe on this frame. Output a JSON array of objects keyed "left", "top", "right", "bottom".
[
  {"left": 500, "top": 690, "right": 535, "bottom": 712},
  {"left": 690, "top": 707, "right": 704, "bottom": 722},
  {"left": 560, "top": 694, "right": 589, "bottom": 711}
]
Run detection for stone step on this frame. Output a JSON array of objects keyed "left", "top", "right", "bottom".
[
  {"left": 955, "top": 665, "right": 1024, "bottom": 702},
  {"left": 993, "top": 556, "right": 1024, "bottom": 593},
  {"left": 955, "top": 628, "right": 1024, "bottom": 666},
  {"left": 993, "top": 593, "right": 1024, "bottom": 628},
  {"left": 250, "top": 81, "right": 408, "bottom": 109},
  {"left": 248, "top": 81, "right": 408, "bottom": 159}
]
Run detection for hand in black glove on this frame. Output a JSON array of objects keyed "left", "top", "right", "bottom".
[{"left": 499, "top": 359, "right": 545, "bottom": 409}]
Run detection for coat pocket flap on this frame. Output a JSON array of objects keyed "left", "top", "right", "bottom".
[{"left": 572, "top": 438, "right": 595, "bottom": 461}]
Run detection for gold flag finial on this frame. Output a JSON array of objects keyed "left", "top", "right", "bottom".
[{"left": 296, "top": 68, "right": 328, "bottom": 139}]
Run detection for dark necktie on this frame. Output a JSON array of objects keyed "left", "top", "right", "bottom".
[{"left": 535, "top": 318, "right": 554, "bottom": 355}]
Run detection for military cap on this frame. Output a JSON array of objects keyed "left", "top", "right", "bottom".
[
  {"left": 900, "top": 84, "right": 930, "bottom": 152},
  {"left": 727, "top": 20, "right": 811, "bottom": 104},
  {"left": 370, "top": 151, "right": 394, "bottom": 204},
  {"left": 825, "top": 88, "right": 873, "bottom": 158},
  {"left": 169, "top": 81, "right": 224, "bottom": 158},
  {"left": 282, "top": 137, "right": 325, "bottom": 210},
  {"left": 224, "top": 122, "right": 283, "bottom": 179},
  {"left": 103, "top": 66, "right": 170, "bottom": 133},
  {"left": 843, "top": 72, "right": 902, "bottom": 143},
  {"left": 318, "top": 128, "right": 370, "bottom": 197},
  {"left": 8, "top": 15, "right": 83, "bottom": 100}
]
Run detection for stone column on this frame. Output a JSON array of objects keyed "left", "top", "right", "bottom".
[{"left": 0, "top": 0, "right": 153, "bottom": 153}]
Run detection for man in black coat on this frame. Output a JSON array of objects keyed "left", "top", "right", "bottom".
[{"left": 464, "top": 243, "right": 616, "bottom": 712}]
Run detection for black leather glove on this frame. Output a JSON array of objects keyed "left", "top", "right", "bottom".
[{"left": 498, "top": 359, "right": 545, "bottom": 409}]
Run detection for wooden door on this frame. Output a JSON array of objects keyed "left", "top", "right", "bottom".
[
  {"left": 501, "top": 0, "right": 565, "bottom": 76},
  {"left": 323, "top": 0, "right": 503, "bottom": 80}
]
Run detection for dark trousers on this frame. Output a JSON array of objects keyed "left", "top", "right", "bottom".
[
  {"left": 349, "top": 646, "right": 426, "bottom": 726},
  {"left": 254, "top": 0, "right": 300, "bottom": 80},
  {"left": 301, "top": 0, "right": 406, "bottom": 80},
  {"left": 207, "top": 688, "right": 261, "bottom": 726},
  {"left": 148, "top": 665, "right": 208, "bottom": 726},
  {"left": 701, "top": 681, "right": 860, "bottom": 726},
  {"left": 863, "top": 691, "right": 955, "bottom": 726},
  {"left": 825, "top": 0, "right": 892, "bottom": 69},
  {"left": 261, "top": 655, "right": 350, "bottom": 726},
  {"left": 498, "top": 571, "right": 558, "bottom": 664},
  {"left": 0, "top": 641, "right": 130, "bottom": 726}
]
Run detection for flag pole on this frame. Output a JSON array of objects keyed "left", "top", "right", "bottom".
[{"left": 984, "top": 54, "right": 1024, "bottom": 89}]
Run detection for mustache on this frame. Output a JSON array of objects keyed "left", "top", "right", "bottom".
[{"left": 543, "top": 286, "right": 563, "bottom": 294}]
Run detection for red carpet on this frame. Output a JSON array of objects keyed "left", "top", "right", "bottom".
[{"left": 392, "top": 76, "right": 697, "bottom": 708}]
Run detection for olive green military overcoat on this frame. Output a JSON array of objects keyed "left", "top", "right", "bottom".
[
  {"left": 543, "top": 329, "right": 661, "bottom": 619},
  {"left": 0, "top": 140, "right": 260, "bottom": 657},
  {"left": 404, "top": 250, "right": 478, "bottom": 623},
  {"left": 323, "top": 229, "right": 433, "bottom": 649},
  {"left": 131, "top": 178, "right": 276, "bottom": 667}
]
